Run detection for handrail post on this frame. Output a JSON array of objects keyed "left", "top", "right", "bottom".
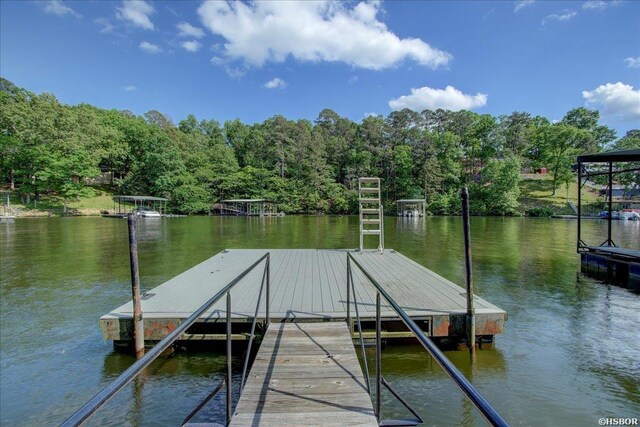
[
  {"left": 346, "top": 256, "right": 352, "bottom": 333},
  {"left": 375, "top": 292, "right": 382, "bottom": 420},
  {"left": 348, "top": 255, "right": 371, "bottom": 394},
  {"left": 127, "top": 212, "right": 145, "bottom": 358},
  {"left": 266, "top": 254, "right": 270, "bottom": 329},
  {"left": 226, "top": 292, "right": 232, "bottom": 426}
]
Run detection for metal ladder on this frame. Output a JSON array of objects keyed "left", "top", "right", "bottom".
[{"left": 359, "top": 177, "right": 384, "bottom": 253}]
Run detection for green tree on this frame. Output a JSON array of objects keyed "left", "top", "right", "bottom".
[
  {"left": 533, "top": 123, "right": 591, "bottom": 195},
  {"left": 561, "top": 107, "right": 615, "bottom": 151}
]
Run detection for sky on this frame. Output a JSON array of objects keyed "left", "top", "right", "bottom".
[{"left": 1, "top": 0, "right": 639, "bottom": 137}]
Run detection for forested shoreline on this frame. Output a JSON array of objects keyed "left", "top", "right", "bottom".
[{"left": 1, "top": 77, "right": 638, "bottom": 215}]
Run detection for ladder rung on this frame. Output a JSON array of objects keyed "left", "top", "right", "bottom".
[
  {"left": 359, "top": 198, "right": 380, "bottom": 204},
  {"left": 362, "top": 230, "right": 381, "bottom": 235},
  {"left": 362, "top": 219, "right": 380, "bottom": 225},
  {"left": 359, "top": 178, "right": 380, "bottom": 183},
  {"left": 361, "top": 208, "right": 380, "bottom": 214},
  {"left": 359, "top": 188, "right": 380, "bottom": 194}
]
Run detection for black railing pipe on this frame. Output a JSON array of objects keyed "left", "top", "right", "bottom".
[
  {"left": 348, "top": 253, "right": 509, "bottom": 427},
  {"left": 61, "top": 252, "right": 270, "bottom": 427}
]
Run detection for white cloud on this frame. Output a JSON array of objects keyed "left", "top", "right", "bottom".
[
  {"left": 181, "top": 40, "right": 202, "bottom": 52},
  {"left": 583, "top": 1, "right": 607, "bottom": 10},
  {"left": 43, "top": 0, "right": 80, "bottom": 18},
  {"left": 263, "top": 78, "right": 286, "bottom": 89},
  {"left": 116, "top": 1, "right": 155, "bottom": 30},
  {"left": 177, "top": 22, "right": 205, "bottom": 38},
  {"left": 211, "top": 57, "right": 246, "bottom": 78},
  {"left": 624, "top": 57, "right": 640, "bottom": 68},
  {"left": 582, "top": 82, "right": 640, "bottom": 122},
  {"left": 348, "top": 75, "right": 359, "bottom": 84},
  {"left": 197, "top": 1, "right": 451, "bottom": 70},
  {"left": 95, "top": 17, "right": 114, "bottom": 33},
  {"left": 139, "top": 41, "right": 163, "bottom": 54},
  {"left": 514, "top": 0, "right": 535, "bottom": 13},
  {"left": 542, "top": 10, "right": 577, "bottom": 25},
  {"left": 389, "top": 85, "right": 487, "bottom": 112},
  {"left": 123, "top": 85, "right": 137, "bottom": 91},
  {"left": 583, "top": 0, "right": 620, "bottom": 10}
]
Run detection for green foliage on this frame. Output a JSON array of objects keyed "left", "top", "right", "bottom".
[
  {"left": 481, "top": 156, "right": 522, "bottom": 215},
  {"left": 1, "top": 78, "right": 633, "bottom": 216},
  {"left": 526, "top": 207, "right": 554, "bottom": 217},
  {"left": 171, "top": 183, "right": 212, "bottom": 214}
]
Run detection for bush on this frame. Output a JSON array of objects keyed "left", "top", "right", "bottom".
[
  {"left": 427, "top": 193, "right": 451, "bottom": 215},
  {"left": 526, "top": 207, "right": 554, "bottom": 217}
]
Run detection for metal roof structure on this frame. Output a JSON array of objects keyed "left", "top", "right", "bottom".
[
  {"left": 395, "top": 199, "right": 426, "bottom": 203},
  {"left": 114, "top": 195, "right": 168, "bottom": 202},
  {"left": 577, "top": 149, "right": 640, "bottom": 163},
  {"left": 220, "top": 199, "right": 268, "bottom": 203}
]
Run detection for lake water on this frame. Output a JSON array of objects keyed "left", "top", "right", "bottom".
[{"left": 1, "top": 216, "right": 638, "bottom": 426}]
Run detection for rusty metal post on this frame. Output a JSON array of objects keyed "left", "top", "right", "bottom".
[
  {"left": 128, "top": 213, "right": 144, "bottom": 358},
  {"left": 461, "top": 187, "right": 475, "bottom": 356},
  {"left": 226, "top": 292, "right": 232, "bottom": 425}
]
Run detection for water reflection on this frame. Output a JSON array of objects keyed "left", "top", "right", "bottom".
[
  {"left": 135, "top": 217, "right": 166, "bottom": 242},
  {"left": 394, "top": 216, "right": 426, "bottom": 233}
]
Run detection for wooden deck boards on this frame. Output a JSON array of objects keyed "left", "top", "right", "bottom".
[
  {"left": 100, "top": 249, "right": 507, "bottom": 340},
  {"left": 229, "top": 322, "right": 377, "bottom": 427}
]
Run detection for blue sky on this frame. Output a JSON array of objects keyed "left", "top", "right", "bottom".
[{"left": 1, "top": 0, "right": 639, "bottom": 137}]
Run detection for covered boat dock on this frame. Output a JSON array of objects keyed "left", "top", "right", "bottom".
[
  {"left": 396, "top": 199, "right": 426, "bottom": 217},
  {"left": 577, "top": 149, "right": 640, "bottom": 291},
  {"left": 103, "top": 195, "right": 169, "bottom": 218},
  {"left": 214, "top": 199, "right": 280, "bottom": 216}
]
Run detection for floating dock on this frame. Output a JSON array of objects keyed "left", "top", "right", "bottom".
[
  {"left": 576, "top": 149, "right": 640, "bottom": 292},
  {"left": 229, "top": 322, "right": 377, "bottom": 426},
  {"left": 100, "top": 249, "right": 506, "bottom": 347},
  {"left": 581, "top": 245, "right": 640, "bottom": 291}
]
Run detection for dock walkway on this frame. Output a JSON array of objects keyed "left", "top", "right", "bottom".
[
  {"left": 101, "top": 249, "right": 506, "bottom": 343},
  {"left": 230, "top": 322, "right": 377, "bottom": 426}
]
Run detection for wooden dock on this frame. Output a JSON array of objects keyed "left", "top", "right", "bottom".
[
  {"left": 100, "top": 249, "right": 506, "bottom": 345},
  {"left": 229, "top": 322, "right": 377, "bottom": 426}
]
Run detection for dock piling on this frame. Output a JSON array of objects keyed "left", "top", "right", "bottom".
[
  {"left": 461, "top": 187, "right": 476, "bottom": 356},
  {"left": 127, "top": 213, "right": 145, "bottom": 358}
]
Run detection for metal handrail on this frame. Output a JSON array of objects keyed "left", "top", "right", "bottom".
[
  {"left": 347, "top": 256, "right": 372, "bottom": 394},
  {"left": 347, "top": 252, "right": 509, "bottom": 427},
  {"left": 61, "top": 252, "right": 271, "bottom": 427}
]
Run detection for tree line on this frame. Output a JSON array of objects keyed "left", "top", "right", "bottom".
[{"left": 0, "top": 78, "right": 638, "bottom": 215}]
